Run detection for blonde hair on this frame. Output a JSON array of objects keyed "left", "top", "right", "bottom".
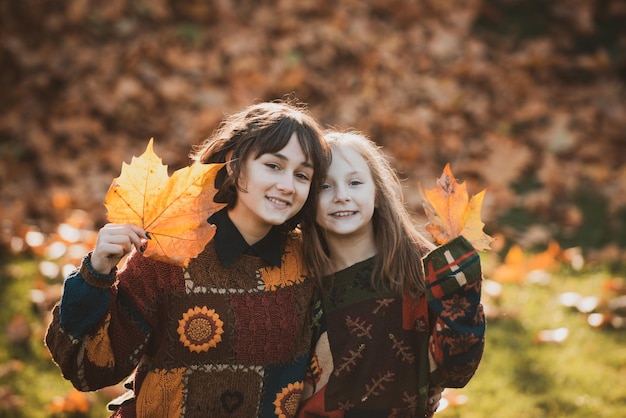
[{"left": 301, "top": 130, "right": 435, "bottom": 297}]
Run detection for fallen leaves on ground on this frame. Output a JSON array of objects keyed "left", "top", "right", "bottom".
[
  {"left": 483, "top": 239, "right": 626, "bottom": 339},
  {"left": 560, "top": 277, "right": 626, "bottom": 331},
  {"left": 491, "top": 240, "right": 565, "bottom": 284},
  {"left": 535, "top": 327, "right": 570, "bottom": 344},
  {"left": 0, "top": 385, "right": 24, "bottom": 413},
  {"left": 104, "top": 139, "right": 225, "bottom": 267},
  {"left": 47, "top": 389, "right": 92, "bottom": 415}
]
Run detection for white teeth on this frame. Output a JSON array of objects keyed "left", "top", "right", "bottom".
[
  {"left": 268, "top": 197, "right": 287, "bottom": 206},
  {"left": 333, "top": 211, "right": 355, "bottom": 217}
]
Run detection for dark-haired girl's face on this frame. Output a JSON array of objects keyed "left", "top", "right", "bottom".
[{"left": 228, "top": 133, "right": 314, "bottom": 243}]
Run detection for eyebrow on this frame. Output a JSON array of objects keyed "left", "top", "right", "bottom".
[{"left": 271, "top": 152, "right": 314, "bottom": 169}]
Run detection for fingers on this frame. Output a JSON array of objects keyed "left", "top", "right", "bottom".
[
  {"left": 99, "top": 224, "right": 146, "bottom": 252},
  {"left": 426, "top": 386, "right": 443, "bottom": 416},
  {"left": 126, "top": 224, "right": 150, "bottom": 240},
  {"left": 91, "top": 224, "right": 148, "bottom": 274}
]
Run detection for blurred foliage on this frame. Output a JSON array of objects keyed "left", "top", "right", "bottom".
[
  {"left": 0, "top": 1, "right": 625, "bottom": 414},
  {"left": 1, "top": 0, "right": 625, "bottom": 265}
]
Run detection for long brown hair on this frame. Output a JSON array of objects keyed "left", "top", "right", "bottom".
[
  {"left": 190, "top": 100, "right": 330, "bottom": 233},
  {"left": 301, "top": 130, "right": 434, "bottom": 297}
]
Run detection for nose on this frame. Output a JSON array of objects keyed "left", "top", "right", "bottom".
[
  {"left": 333, "top": 184, "right": 351, "bottom": 202},
  {"left": 276, "top": 173, "right": 295, "bottom": 194}
]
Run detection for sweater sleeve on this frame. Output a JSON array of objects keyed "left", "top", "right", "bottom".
[
  {"left": 57, "top": 253, "right": 115, "bottom": 338},
  {"left": 45, "top": 251, "right": 154, "bottom": 392},
  {"left": 422, "top": 235, "right": 486, "bottom": 388}
]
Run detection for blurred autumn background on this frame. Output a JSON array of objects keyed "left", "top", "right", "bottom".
[{"left": 1, "top": 0, "right": 625, "bottom": 417}]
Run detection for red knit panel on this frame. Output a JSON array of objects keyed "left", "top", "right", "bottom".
[
  {"left": 297, "top": 385, "right": 345, "bottom": 418},
  {"left": 106, "top": 286, "right": 150, "bottom": 368},
  {"left": 117, "top": 251, "right": 185, "bottom": 323},
  {"left": 402, "top": 290, "right": 429, "bottom": 332},
  {"left": 231, "top": 289, "right": 298, "bottom": 364}
]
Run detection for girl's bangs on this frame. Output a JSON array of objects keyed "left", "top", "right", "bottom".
[{"left": 252, "top": 121, "right": 320, "bottom": 168}]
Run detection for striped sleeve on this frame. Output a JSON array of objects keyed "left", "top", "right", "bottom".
[{"left": 422, "top": 235, "right": 486, "bottom": 388}]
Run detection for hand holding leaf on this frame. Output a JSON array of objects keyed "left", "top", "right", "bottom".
[
  {"left": 104, "top": 139, "right": 226, "bottom": 266},
  {"left": 419, "top": 163, "right": 493, "bottom": 251}
]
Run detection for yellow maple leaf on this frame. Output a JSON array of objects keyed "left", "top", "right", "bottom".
[
  {"left": 419, "top": 163, "right": 493, "bottom": 250},
  {"left": 104, "top": 139, "right": 225, "bottom": 266}
]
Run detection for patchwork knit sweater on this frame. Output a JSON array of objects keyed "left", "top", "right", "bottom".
[
  {"left": 297, "top": 236, "right": 486, "bottom": 418},
  {"left": 45, "top": 225, "right": 315, "bottom": 418}
]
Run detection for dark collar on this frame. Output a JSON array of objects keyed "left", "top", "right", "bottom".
[{"left": 208, "top": 208, "right": 284, "bottom": 268}]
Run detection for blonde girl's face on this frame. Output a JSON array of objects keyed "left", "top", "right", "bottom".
[
  {"left": 316, "top": 146, "right": 376, "bottom": 239},
  {"left": 228, "top": 132, "right": 314, "bottom": 241}
]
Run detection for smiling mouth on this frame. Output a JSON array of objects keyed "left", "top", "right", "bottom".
[
  {"left": 331, "top": 211, "right": 356, "bottom": 217},
  {"left": 267, "top": 197, "right": 289, "bottom": 207}
]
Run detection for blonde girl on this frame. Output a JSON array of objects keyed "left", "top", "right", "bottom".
[{"left": 299, "top": 131, "right": 485, "bottom": 418}]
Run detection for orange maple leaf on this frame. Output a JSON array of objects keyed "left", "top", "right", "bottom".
[
  {"left": 104, "top": 139, "right": 225, "bottom": 267},
  {"left": 419, "top": 163, "right": 493, "bottom": 250}
]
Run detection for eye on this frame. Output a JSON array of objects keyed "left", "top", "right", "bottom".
[
  {"left": 295, "top": 172, "right": 311, "bottom": 182},
  {"left": 265, "top": 163, "right": 280, "bottom": 170},
  {"left": 349, "top": 180, "right": 363, "bottom": 186},
  {"left": 320, "top": 182, "right": 331, "bottom": 190}
]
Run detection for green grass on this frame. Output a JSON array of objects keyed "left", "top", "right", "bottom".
[
  {"left": 0, "top": 257, "right": 111, "bottom": 418},
  {"left": 1, "top": 255, "right": 625, "bottom": 417},
  {"left": 437, "top": 271, "right": 626, "bottom": 418}
]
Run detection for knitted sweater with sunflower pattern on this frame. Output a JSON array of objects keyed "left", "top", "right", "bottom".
[
  {"left": 297, "top": 236, "right": 485, "bottom": 418},
  {"left": 45, "top": 220, "right": 315, "bottom": 418}
]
